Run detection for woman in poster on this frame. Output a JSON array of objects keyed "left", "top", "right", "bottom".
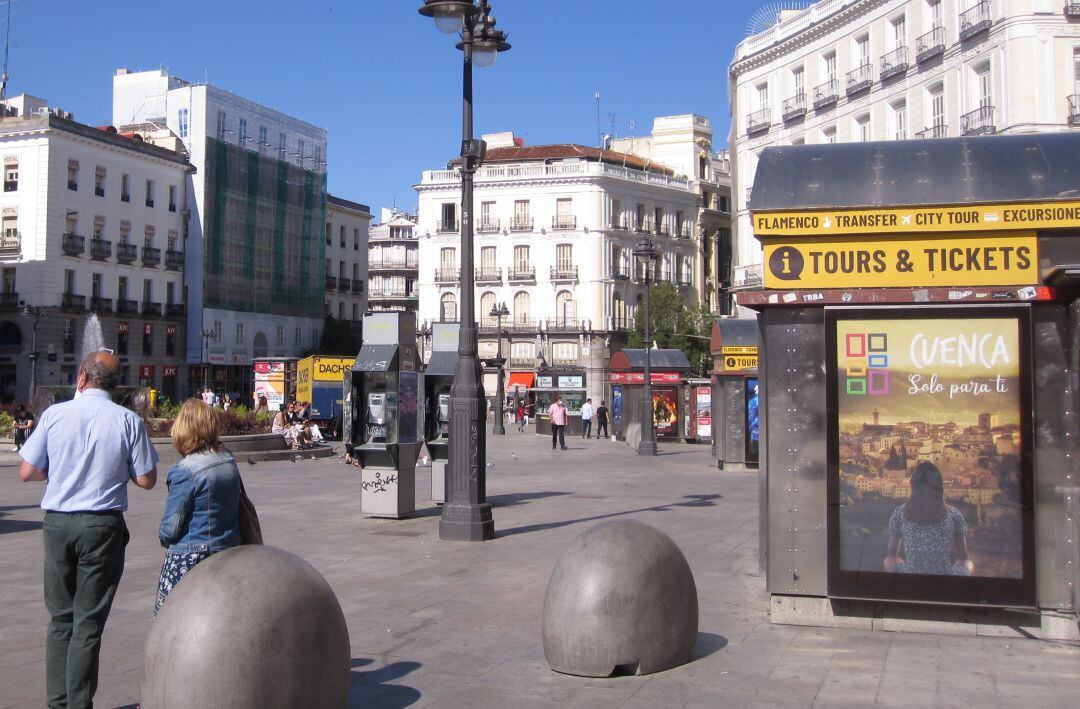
[{"left": 883, "top": 461, "right": 973, "bottom": 576}]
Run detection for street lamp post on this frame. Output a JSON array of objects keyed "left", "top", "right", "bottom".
[
  {"left": 490, "top": 301, "right": 509, "bottom": 435},
  {"left": 201, "top": 329, "right": 212, "bottom": 393},
  {"left": 420, "top": 0, "right": 510, "bottom": 541},
  {"left": 634, "top": 236, "right": 660, "bottom": 456},
  {"left": 21, "top": 305, "right": 46, "bottom": 403}
]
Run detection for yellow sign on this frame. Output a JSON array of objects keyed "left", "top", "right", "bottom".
[
  {"left": 313, "top": 357, "right": 354, "bottom": 381},
  {"left": 721, "top": 346, "right": 758, "bottom": 355},
  {"left": 753, "top": 201, "right": 1080, "bottom": 237},
  {"left": 723, "top": 354, "right": 758, "bottom": 371},
  {"left": 763, "top": 232, "right": 1038, "bottom": 289}
]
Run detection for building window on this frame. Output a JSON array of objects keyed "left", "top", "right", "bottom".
[
  {"left": 235, "top": 322, "right": 244, "bottom": 345},
  {"left": 555, "top": 198, "right": 573, "bottom": 229},
  {"left": 168, "top": 185, "right": 177, "bottom": 212},
  {"left": 119, "top": 223, "right": 130, "bottom": 244},
  {"left": 279, "top": 132, "right": 287, "bottom": 159},
  {"left": 891, "top": 14, "right": 906, "bottom": 50},
  {"left": 353, "top": 228, "right": 360, "bottom": 251},
  {"left": 118, "top": 275, "right": 128, "bottom": 302},
  {"left": 513, "top": 291, "right": 530, "bottom": 324},
  {"left": 822, "top": 125, "right": 837, "bottom": 143},
  {"left": 258, "top": 126, "right": 268, "bottom": 154},
  {"left": 928, "top": 82, "right": 945, "bottom": 131},
  {"left": 4, "top": 162, "right": 17, "bottom": 192},
  {"left": 2, "top": 267, "right": 14, "bottom": 295},
  {"left": 610, "top": 198, "right": 621, "bottom": 228},
  {"left": 297, "top": 139, "right": 305, "bottom": 165},
  {"left": 145, "top": 179, "right": 155, "bottom": 208},
  {"left": 116, "top": 321, "right": 127, "bottom": 355},
  {"left": 556, "top": 244, "right": 573, "bottom": 271},
  {"left": 552, "top": 342, "right": 578, "bottom": 364},
  {"left": 68, "top": 161, "right": 79, "bottom": 191},
  {"left": 64, "top": 269, "right": 76, "bottom": 295},
  {"left": 166, "top": 281, "right": 175, "bottom": 305},
  {"left": 513, "top": 200, "right": 531, "bottom": 230},
  {"left": 94, "top": 167, "right": 106, "bottom": 197},
  {"left": 352, "top": 303, "right": 358, "bottom": 321},
  {"left": 973, "top": 60, "right": 992, "bottom": 109},
  {"left": 755, "top": 81, "right": 769, "bottom": 110},
  {"left": 337, "top": 302, "right": 344, "bottom": 319},
  {"left": 339, "top": 224, "right": 346, "bottom": 248},
  {"left": 927, "top": 0, "right": 943, "bottom": 30},
  {"left": 121, "top": 174, "right": 130, "bottom": 202},
  {"left": 325, "top": 223, "right": 331, "bottom": 245},
  {"left": 276, "top": 325, "right": 284, "bottom": 346},
  {"left": 855, "top": 34, "right": 870, "bottom": 67},
  {"left": 555, "top": 290, "right": 576, "bottom": 323},
  {"left": 440, "top": 292, "right": 456, "bottom": 321},
  {"left": 144, "top": 227, "right": 154, "bottom": 248},
  {"left": 178, "top": 108, "right": 189, "bottom": 139},
  {"left": 480, "top": 246, "right": 496, "bottom": 272},
  {"left": 216, "top": 111, "right": 227, "bottom": 141},
  {"left": 143, "top": 323, "right": 153, "bottom": 356},
  {"left": 891, "top": 100, "right": 907, "bottom": 140},
  {"left": 824, "top": 51, "right": 837, "bottom": 83},
  {"left": 64, "top": 319, "right": 76, "bottom": 355},
  {"left": 441, "top": 203, "right": 457, "bottom": 231},
  {"left": 511, "top": 341, "right": 533, "bottom": 364},
  {"left": 166, "top": 325, "right": 176, "bottom": 356},
  {"left": 855, "top": 113, "right": 871, "bottom": 142},
  {"left": 238, "top": 118, "right": 247, "bottom": 146},
  {"left": 513, "top": 244, "right": 530, "bottom": 273},
  {"left": 791, "top": 65, "right": 804, "bottom": 97}
]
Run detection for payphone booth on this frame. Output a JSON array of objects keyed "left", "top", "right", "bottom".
[
  {"left": 344, "top": 312, "right": 423, "bottom": 519},
  {"left": 424, "top": 322, "right": 458, "bottom": 504},
  {"left": 709, "top": 317, "right": 760, "bottom": 470}
]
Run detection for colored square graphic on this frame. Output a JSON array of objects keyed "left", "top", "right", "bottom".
[
  {"left": 868, "top": 369, "right": 889, "bottom": 395},
  {"left": 846, "top": 377, "right": 867, "bottom": 395},
  {"left": 867, "top": 333, "right": 888, "bottom": 352},
  {"left": 846, "top": 363, "right": 867, "bottom": 376},
  {"left": 867, "top": 354, "right": 888, "bottom": 368},
  {"left": 845, "top": 334, "right": 866, "bottom": 357}
]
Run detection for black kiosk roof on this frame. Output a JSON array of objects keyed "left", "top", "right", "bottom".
[
  {"left": 751, "top": 133, "right": 1080, "bottom": 212},
  {"left": 609, "top": 349, "right": 692, "bottom": 372}
]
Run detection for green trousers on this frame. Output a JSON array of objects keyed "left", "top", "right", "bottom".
[{"left": 43, "top": 511, "right": 127, "bottom": 709}]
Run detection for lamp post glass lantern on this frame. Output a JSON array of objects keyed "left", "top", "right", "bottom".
[
  {"left": 420, "top": 0, "right": 510, "bottom": 541},
  {"left": 634, "top": 236, "right": 660, "bottom": 456},
  {"left": 490, "top": 301, "right": 509, "bottom": 435}
]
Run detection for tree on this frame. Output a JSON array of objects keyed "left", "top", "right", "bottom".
[
  {"left": 315, "top": 316, "right": 362, "bottom": 356},
  {"left": 628, "top": 282, "right": 713, "bottom": 375}
]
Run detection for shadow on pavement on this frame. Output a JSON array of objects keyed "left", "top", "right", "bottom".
[
  {"left": 692, "top": 631, "right": 729, "bottom": 660},
  {"left": 348, "top": 657, "right": 422, "bottom": 708},
  {"left": 488, "top": 491, "right": 573, "bottom": 507},
  {"left": 0, "top": 504, "right": 42, "bottom": 535},
  {"left": 497, "top": 494, "right": 722, "bottom": 538}
]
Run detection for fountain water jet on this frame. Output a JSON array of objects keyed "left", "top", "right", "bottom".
[{"left": 79, "top": 313, "right": 106, "bottom": 361}]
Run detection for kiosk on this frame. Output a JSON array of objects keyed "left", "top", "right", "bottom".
[
  {"left": 424, "top": 322, "right": 458, "bottom": 504},
  {"left": 343, "top": 312, "right": 423, "bottom": 519},
  {"left": 741, "top": 134, "right": 1080, "bottom": 639},
  {"left": 709, "top": 318, "right": 760, "bottom": 470},
  {"left": 532, "top": 369, "right": 586, "bottom": 437},
  {"left": 608, "top": 349, "right": 692, "bottom": 444}
]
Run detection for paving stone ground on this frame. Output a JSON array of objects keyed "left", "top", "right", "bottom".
[{"left": 1, "top": 429, "right": 1078, "bottom": 708}]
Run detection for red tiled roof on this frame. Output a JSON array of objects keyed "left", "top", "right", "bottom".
[{"left": 451, "top": 143, "right": 674, "bottom": 176}]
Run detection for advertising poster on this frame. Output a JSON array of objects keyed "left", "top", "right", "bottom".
[
  {"left": 827, "top": 308, "right": 1034, "bottom": 607},
  {"left": 652, "top": 386, "right": 679, "bottom": 439},
  {"left": 745, "top": 378, "right": 760, "bottom": 463},
  {"left": 398, "top": 371, "right": 419, "bottom": 445},
  {"left": 695, "top": 386, "right": 712, "bottom": 439},
  {"left": 612, "top": 386, "right": 623, "bottom": 427}
]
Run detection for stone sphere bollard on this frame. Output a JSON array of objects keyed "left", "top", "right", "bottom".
[
  {"left": 541, "top": 519, "right": 698, "bottom": 677},
  {"left": 142, "top": 545, "right": 351, "bottom": 709}
]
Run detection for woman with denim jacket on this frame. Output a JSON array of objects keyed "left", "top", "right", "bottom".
[{"left": 155, "top": 399, "right": 241, "bottom": 615}]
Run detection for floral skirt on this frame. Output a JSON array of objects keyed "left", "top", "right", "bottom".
[{"left": 155, "top": 549, "right": 215, "bottom": 616}]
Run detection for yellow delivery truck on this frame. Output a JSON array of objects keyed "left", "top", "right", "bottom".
[{"left": 295, "top": 355, "right": 354, "bottom": 429}]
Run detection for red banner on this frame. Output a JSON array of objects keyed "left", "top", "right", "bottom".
[
  {"left": 166, "top": 325, "right": 176, "bottom": 335},
  {"left": 139, "top": 365, "right": 154, "bottom": 379},
  {"left": 118, "top": 322, "right": 129, "bottom": 334},
  {"left": 162, "top": 365, "right": 178, "bottom": 377},
  {"left": 609, "top": 371, "right": 681, "bottom": 384},
  {"left": 143, "top": 324, "right": 152, "bottom": 335}
]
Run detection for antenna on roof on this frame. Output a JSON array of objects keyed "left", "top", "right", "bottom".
[
  {"left": 0, "top": 0, "right": 12, "bottom": 102},
  {"left": 594, "top": 91, "right": 601, "bottom": 150},
  {"left": 745, "top": 1, "right": 813, "bottom": 36}
]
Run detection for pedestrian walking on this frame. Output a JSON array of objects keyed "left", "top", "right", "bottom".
[
  {"left": 580, "top": 398, "right": 594, "bottom": 439},
  {"left": 12, "top": 403, "right": 34, "bottom": 450},
  {"left": 156, "top": 399, "right": 242, "bottom": 615},
  {"left": 516, "top": 402, "right": 526, "bottom": 432},
  {"left": 548, "top": 395, "right": 568, "bottom": 451},
  {"left": 18, "top": 351, "right": 158, "bottom": 709},
  {"left": 596, "top": 400, "right": 610, "bottom": 439}
]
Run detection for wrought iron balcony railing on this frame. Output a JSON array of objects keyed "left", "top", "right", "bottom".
[
  {"left": 915, "top": 123, "right": 948, "bottom": 139},
  {"left": 325, "top": 275, "right": 338, "bottom": 290},
  {"left": 959, "top": 1, "right": 991, "bottom": 41},
  {"left": 338, "top": 277, "right": 352, "bottom": 292},
  {"left": 90, "top": 238, "right": 112, "bottom": 260},
  {"left": 508, "top": 266, "right": 536, "bottom": 282},
  {"left": 477, "top": 218, "right": 500, "bottom": 233},
  {"left": 61, "top": 293, "right": 86, "bottom": 310},
  {"left": 746, "top": 107, "right": 771, "bottom": 134},
  {"left": 475, "top": 268, "right": 503, "bottom": 284},
  {"left": 165, "top": 303, "right": 186, "bottom": 318},
  {"left": 509, "top": 217, "right": 534, "bottom": 232},
  {"left": 1070, "top": 95, "right": 1080, "bottom": 127},
  {"left": 117, "top": 298, "right": 139, "bottom": 315},
  {"left": 435, "top": 268, "right": 460, "bottom": 283},
  {"left": 550, "top": 265, "right": 579, "bottom": 282},
  {"left": 546, "top": 318, "right": 583, "bottom": 332},
  {"left": 90, "top": 297, "right": 113, "bottom": 313},
  {"left": 142, "top": 246, "right": 161, "bottom": 266},
  {"left": 1067, "top": 2, "right": 1080, "bottom": 18},
  {"left": 551, "top": 216, "right": 577, "bottom": 230},
  {"left": 142, "top": 301, "right": 162, "bottom": 317},
  {"left": 351, "top": 280, "right": 364, "bottom": 295},
  {"left": 62, "top": 232, "right": 85, "bottom": 255},
  {"left": 813, "top": 79, "right": 839, "bottom": 109},
  {"left": 916, "top": 26, "right": 945, "bottom": 63},
  {"left": 116, "top": 243, "right": 138, "bottom": 262},
  {"left": 846, "top": 63, "right": 873, "bottom": 95},
  {"left": 880, "top": 46, "right": 909, "bottom": 80},
  {"left": 165, "top": 249, "right": 184, "bottom": 270},
  {"left": 960, "top": 105, "right": 995, "bottom": 135},
  {"left": 436, "top": 220, "right": 458, "bottom": 233},
  {"left": 0, "top": 229, "right": 19, "bottom": 254},
  {"left": 0, "top": 291, "right": 19, "bottom": 308},
  {"left": 612, "top": 264, "right": 631, "bottom": 280},
  {"left": 609, "top": 216, "right": 627, "bottom": 230},
  {"left": 782, "top": 93, "right": 807, "bottom": 121}
]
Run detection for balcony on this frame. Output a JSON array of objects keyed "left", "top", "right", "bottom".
[
  {"left": 436, "top": 220, "right": 458, "bottom": 233},
  {"left": 0, "top": 291, "right": 18, "bottom": 309},
  {"left": 509, "top": 217, "right": 534, "bottom": 232},
  {"left": 435, "top": 268, "right": 460, "bottom": 283},
  {"left": 961, "top": 105, "right": 995, "bottom": 135},
  {"left": 325, "top": 275, "right": 338, "bottom": 291},
  {"left": 338, "top": 277, "right": 352, "bottom": 292},
  {"left": 550, "top": 265, "right": 579, "bottom": 282},
  {"left": 916, "top": 26, "right": 945, "bottom": 63},
  {"left": 506, "top": 318, "right": 540, "bottom": 333},
  {"left": 0, "top": 229, "right": 20, "bottom": 254},
  {"left": 959, "top": 1, "right": 991, "bottom": 41},
  {"left": 612, "top": 264, "right": 631, "bottom": 281},
  {"left": 141, "top": 246, "right": 161, "bottom": 266},
  {"left": 121, "top": 192, "right": 130, "bottom": 203},
  {"left": 68, "top": 180, "right": 78, "bottom": 191},
  {"left": 677, "top": 275, "right": 693, "bottom": 288},
  {"left": 653, "top": 223, "right": 669, "bottom": 237},
  {"left": 351, "top": 280, "right": 364, "bottom": 295},
  {"left": 475, "top": 268, "right": 503, "bottom": 284},
  {"left": 846, "top": 63, "right": 873, "bottom": 95},
  {"left": 90, "top": 238, "right": 112, "bottom": 260},
  {"left": 551, "top": 216, "right": 577, "bottom": 230},
  {"left": 165, "top": 249, "right": 184, "bottom": 270},
  {"left": 62, "top": 232, "right": 86, "bottom": 255},
  {"left": 676, "top": 224, "right": 693, "bottom": 240},
  {"left": 915, "top": 123, "right": 948, "bottom": 139},
  {"left": 508, "top": 266, "right": 536, "bottom": 282},
  {"left": 1069, "top": 95, "right": 1080, "bottom": 126},
  {"left": 165, "top": 303, "right": 186, "bottom": 318},
  {"left": 116, "top": 243, "right": 138, "bottom": 263},
  {"left": 782, "top": 93, "right": 807, "bottom": 122},
  {"left": 61, "top": 293, "right": 86, "bottom": 310},
  {"left": 369, "top": 258, "right": 417, "bottom": 270},
  {"left": 90, "top": 296, "right": 113, "bottom": 313},
  {"left": 609, "top": 216, "right": 627, "bottom": 230},
  {"left": 477, "top": 218, "right": 500, "bottom": 234},
  {"left": 880, "top": 46, "right": 909, "bottom": 81},
  {"left": 145, "top": 198, "right": 154, "bottom": 208},
  {"left": 746, "top": 107, "right": 771, "bottom": 135},
  {"left": 1068, "top": 2, "right": 1080, "bottom": 18},
  {"left": 117, "top": 298, "right": 139, "bottom": 315},
  {"left": 4, "top": 180, "right": 16, "bottom": 192},
  {"left": 634, "top": 219, "right": 653, "bottom": 235},
  {"left": 142, "top": 301, "right": 162, "bottom": 317},
  {"left": 94, "top": 185, "right": 105, "bottom": 197},
  {"left": 813, "top": 79, "right": 839, "bottom": 109},
  {"left": 546, "top": 318, "right": 583, "bottom": 332}
]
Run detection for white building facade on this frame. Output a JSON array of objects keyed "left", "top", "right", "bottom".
[
  {"left": 112, "top": 68, "right": 328, "bottom": 397},
  {"left": 367, "top": 210, "right": 420, "bottom": 312},
  {"left": 415, "top": 134, "right": 699, "bottom": 404},
  {"left": 729, "top": 0, "right": 1080, "bottom": 293},
  {"left": 0, "top": 95, "right": 191, "bottom": 402},
  {"left": 325, "top": 195, "right": 371, "bottom": 324}
]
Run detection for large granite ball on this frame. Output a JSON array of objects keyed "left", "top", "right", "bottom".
[
  {"left": 142, "top": 545, "right": 350, "bottom": 708},
  {"left": 542, "top": 519, "right": 698, "bottom": 676}
]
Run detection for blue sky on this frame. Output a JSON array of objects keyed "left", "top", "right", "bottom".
[{"left": 6, "top": 0, "right": 765, "bottom": 216}]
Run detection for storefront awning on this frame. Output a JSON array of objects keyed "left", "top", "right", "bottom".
[{"left": 507, "top": 372, "right": 535, "bottom": 391}]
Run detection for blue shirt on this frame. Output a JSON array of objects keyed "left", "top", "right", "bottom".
[{"left": 20, "top": 388, "right": 159, "bottom": 512}]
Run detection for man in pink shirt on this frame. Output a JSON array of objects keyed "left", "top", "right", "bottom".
[{"left": 547, "top": 396, "right": 568, "bottom": 451}]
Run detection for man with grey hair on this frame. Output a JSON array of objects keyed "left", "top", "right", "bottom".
[{"left": 19, "top": 350, "right": 158, "bottom": 709}]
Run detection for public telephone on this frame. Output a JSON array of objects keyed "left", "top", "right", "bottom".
[
  {"left": 367, "top": 391, "right": 387, "bottom": 443},
  {"left": 437, "top": 393, "right": 450, "bottom": 436}
]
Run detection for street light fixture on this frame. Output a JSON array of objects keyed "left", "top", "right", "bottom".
[
  {"left": 20, "top": 304, "right": 47, "bottom": 403},
  {"left": 489, "top": 301, "right": 509, "bottom": 436},
  {"left": 201, "top": 329, "right": 213, "bottom": 393},
  {"left": 633, "top": 235, "right": 660, "bottom": 456},
  {"left": 419, "top": 0, "right": 510, "bottom": 542}
]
